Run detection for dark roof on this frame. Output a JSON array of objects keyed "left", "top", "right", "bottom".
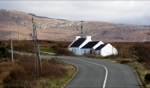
[
  {"left": 70, "top": 38, "right": 86, "bottom": 47},
  {"left": 82, "top": 41, "right": 99, "bottom": 48},
  {"left": 95, "top": 44, "right": 107, "bottom": 50}
]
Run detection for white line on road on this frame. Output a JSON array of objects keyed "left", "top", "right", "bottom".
[{"left": 77, "top": 59, "right": 108, "bottom": 88}]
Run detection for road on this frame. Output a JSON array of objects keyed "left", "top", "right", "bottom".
[
  {"left": 14, "top": 51, "right": 141, "bottom": 88},
  {"left": 57, "top": 56, "right": 141, "bottom": 88}
]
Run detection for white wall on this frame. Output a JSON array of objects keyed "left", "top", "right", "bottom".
[
  {"left": 69, "top": 47, "right": 80, "bottom": 55},
  {"left": 68, "top": 36, "right": 92, "bottom": 55},
  {"left": 95, "top": 50, "right": 100, "bottom": 55},
  {"left": 100, "top": 44, "right": 118, "bottom": 57},
  {"left": 80, "top": 48, "right": 91, "bottom": 55}
]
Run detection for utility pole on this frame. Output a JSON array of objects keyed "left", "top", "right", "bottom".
[
  {"left": 10, "top": 31, "right": 14, "bottom": 63},
  {"left": 80, "top": 21, "right": 84, "bottom": 38},
  {"left": 32, "top": 17, "right": 41, "bottom": 78},
  {"left": 18, "top": 26, "right": 20, "bottom": 41}
]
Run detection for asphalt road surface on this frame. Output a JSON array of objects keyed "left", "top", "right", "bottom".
[
  {"left": 13, "top": 52, "right": 141, "bottom": 88},
  {"left": 57, "top": 56, "right": 141, "bottom": 88}
]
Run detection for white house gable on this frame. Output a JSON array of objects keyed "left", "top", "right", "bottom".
[
  {"left": 68, "top": 36, "right": 118, "bottom": 57},
  {"left": 68, "top": 36, "right": 92, "bottom": 55},
  {"left": 95, "top": 43, "right": 118, "bottom": 57}
]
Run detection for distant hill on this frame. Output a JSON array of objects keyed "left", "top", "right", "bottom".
[{"left": 0, "top": 9, "right": 150, "bottom": 42}]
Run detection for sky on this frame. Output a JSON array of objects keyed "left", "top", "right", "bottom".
[{"left": 0, "top": 1, "right": 150, "bottom": 25}]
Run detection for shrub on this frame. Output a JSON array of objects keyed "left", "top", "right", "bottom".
[
  {"left": 131, "top": 43, "right": 150, "bottom": 63},
  {"left": 145, "top": 73, "right": 150, "bottom": 84},
  {"left": 120, "top": 60, "right": 130, "bottom": 64},
  {"left": 3, "top": 55, "right": 35, "bottom": 88},
  {"left": 41, "top": 58, "right": 67, "bottom": 78},
  {"left": 13, "top": 41, "right": 35, "bottom": 53},
  {"left": 3, "top": 84, "right": 24, "bottom": 88},
  {"left": 0, "top": 46, "right": 9, "bottom": 58},
  {"left": 0, "top": 68, "right": 2, "bottom": 74},
  {"left": 3, "top": 67, "right": 27, "bottom": 87},
  {"left": 52, "top": 46, "right": 74, "bottom": 56},
  {"left": 17, "top": 55, "right": 36, "bottom": 80}
]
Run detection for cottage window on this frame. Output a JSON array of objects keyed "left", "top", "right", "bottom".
[
  {"left": 72, "top": 49, "right": 76, "bottom": 53},
  {"left": 84, "top": 50, "right": 86, "bottom": 54},
  {"left": 99, "top": 51, "right": 101, "bottom": 55}
]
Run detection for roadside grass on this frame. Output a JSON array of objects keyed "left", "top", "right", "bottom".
[
  {"left": 0, "top": 54, "right": 76, "bottom": 88},
  {"left": 40, "top": 47, "right": 55, "bottom": 53},
  {"left": 111, "top": 42, "right": 150, "bottom": 88},
  {"left": 36, "top": 64, "right": 76, "bottom": 88},
  {"left": 106, "top": 57, "right": 150, "bottom": 88},
  {"left": 0, "top": 59, "right": 16, "bottom": 88},
  {"left": 126, "top": 61, "right": 150, "bottom": 88}
]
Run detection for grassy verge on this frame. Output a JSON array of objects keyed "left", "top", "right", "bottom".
[
  {"left": 0, "top": 54, "right": 76, "bottom": 88},
  {"left": 40, "top": 47, "right": 55, "bottom": 53},
  {"left": 36, "top": 64, "right": 76, "bottom": 88},
  {"left": 107, "top": 57, "right": 150, "bottom": 88},
  {"left": 126, "top": 61, "right": 150, "bottom": 88}
]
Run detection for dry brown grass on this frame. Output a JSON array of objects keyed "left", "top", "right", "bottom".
[
  {"left": 0, "top": 54, "right": 72, "bottom": 88},
  {"left": 111, "top": 42, "right": 150, "bottom": 68}
]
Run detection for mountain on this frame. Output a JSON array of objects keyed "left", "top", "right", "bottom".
[{"left": 0, "top": 9, "right": 150, "bottom": 42}]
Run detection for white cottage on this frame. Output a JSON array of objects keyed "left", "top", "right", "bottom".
[
  {"left": 68, "top": 36, "right": 118, "bottom": 57},
  {"left": 68, "top": 36, "right": 92, "bottom": 55},
  {"left": 95, "top": 43, "right": 118, "bottom": 57}
]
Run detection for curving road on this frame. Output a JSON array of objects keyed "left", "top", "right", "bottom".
[
  {"left": 13, "top": 51, "right": 141, "bottom": 88},
  {"left": 57, "top": 56, "right": 141, "bottom": 88}
]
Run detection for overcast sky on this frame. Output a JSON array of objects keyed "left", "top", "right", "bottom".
[{"left": 0, "top": 1, "right": 150, "bottom": 25}]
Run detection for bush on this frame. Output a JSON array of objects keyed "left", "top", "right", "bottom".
[
  {"left": 52, "top": 45, "right": 74, "bottom": 56},
  {"left": 120, "top": 60, "right": 130, "bottom": 64},
  {"left": 3, "top": 67, "right": 27, "bottom": 88},
  {"left": 3, "top": 84, "right": 24, "bottom": 88},
  {"left": 145, "top": 73, "right": 150, "bottom": 84},
  {"left": 0, "top": 68, "right": 2, "bottom": 74},
  {"left": 131, "top": 44, "right": 150, "bottom": 63},
  {"left": 0, "top": 46, "right": 9, "bottom": 58},
  {"left": 13, "top": 41, "right": 35, "bottom": 53}
]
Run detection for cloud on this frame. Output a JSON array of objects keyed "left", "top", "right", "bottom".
[{"left": 0, "top": 1, "right": 150, "bottom": 25}]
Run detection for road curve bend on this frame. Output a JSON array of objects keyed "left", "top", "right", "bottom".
[
  {"left": 58, "top": 56, "right": 141, "bottom": 88},
  {"left": 13, "top": 51, "right": 141, "bottom": 88}
]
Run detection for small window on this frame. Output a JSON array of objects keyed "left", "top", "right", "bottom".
[
  {"left": 72, "top": 49, "right": 76, "bottom": 53},
  {"left": 84, "top": 50, "right": 86, "bottom": 54}
]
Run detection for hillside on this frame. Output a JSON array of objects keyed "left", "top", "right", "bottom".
[{"left": 0, "top": 9, "right": 150, "bottom": 42}]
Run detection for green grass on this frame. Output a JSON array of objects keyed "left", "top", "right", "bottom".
[
  {"left": 40, "top": 47, "right": 55, "bottom": 53},
  {"left": 36, "top": 64, "right": 76, "bottom": 88}
]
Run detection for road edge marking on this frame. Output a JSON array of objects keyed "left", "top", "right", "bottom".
[
  {"left": 61, "top": 61, "right": 79, "bottom": 88},
  {"left": 78, "top": 59, "right": 108, "bottom": 88}
]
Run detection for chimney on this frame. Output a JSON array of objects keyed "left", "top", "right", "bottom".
[
  {"left": 86, "top": 36, "right": 92, "bottom": 41},
  {"left": 75, "top": 36, "right": 81, "bottom": 40}
]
